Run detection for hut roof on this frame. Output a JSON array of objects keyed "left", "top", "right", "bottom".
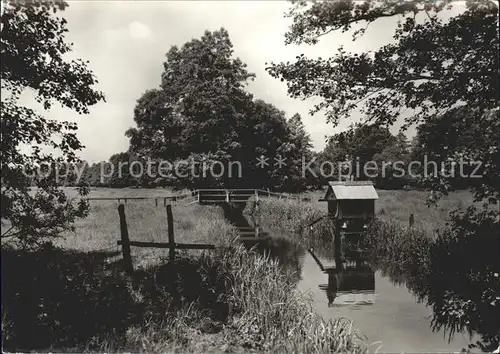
[{"left": 321, "top": 181, "right": 379, "bottom": 201}]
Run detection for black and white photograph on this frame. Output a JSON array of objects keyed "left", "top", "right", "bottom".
[{"left": 1, "top": 0, "right": 499, "bottom": 352}]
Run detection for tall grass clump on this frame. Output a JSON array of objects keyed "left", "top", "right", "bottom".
[
  {"left": 363, "top": 209, "right": 500, "bottom": 352},
  {"left": 248, "top": 197, "right": 322, "bottom": 232},
  {"left": 209, "top": 245, "right": 367, "bottom": 352},
  {"left": 248, "top": 198, "right": 336, "bottom": 254},
  {"left": 363, "top": 219, "right": 432, "bottom": 291}
]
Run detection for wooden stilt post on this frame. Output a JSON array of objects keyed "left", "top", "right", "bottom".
[
  {"left": 226, "top": 190, "right": 230, "bottom": 203},
  {"left": 334, "top": 220, "right": 343, "bottom": 271},
  {"left": 155, "top": 198, "right": 158, "bottom": 207},
  {"left": 164, "top": 197, "right": 167, "bottom": 207},
  {"left": 166, "top": 204, "right": 175, "bottom": 261},
  {"left": 118, "top": 204, "right": 134, "bottom": 274},
  {"left": 255, "top": 189, "right": 259, "bottom": 203},
  {"left": 409, "top": 213, "right": 415, "bottom": 228}
]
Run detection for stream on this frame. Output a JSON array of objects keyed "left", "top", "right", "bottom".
[{"left": 223, "top": 204, "right": 476, "bottom": 353}]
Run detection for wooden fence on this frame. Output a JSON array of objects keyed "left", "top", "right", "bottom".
[
  {"left": 117, "top": 203, "right": 217, "bottom": 274},
  {"left": 86, "top": 189, "right": 306, "bottom": 206}
]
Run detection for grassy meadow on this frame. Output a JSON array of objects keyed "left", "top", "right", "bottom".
[
  {"left": 2, "top": 186, "right": 370, "bottom": 352},
  {"left": 256, "top": 188, "right": 475, "bottom": 236},
  {"left": 3, "top": 186, "right": 483, "bottom": 352}
]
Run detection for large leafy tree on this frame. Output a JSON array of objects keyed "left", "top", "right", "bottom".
[
  {"left": 267, "top": 0, "right": 499, "bottom": 200},
  {"left": 1, "top": 1, "right": 105, "bottom": 248},
  {"left": 127, "top": 29, "right": 255, "bottom": 160},
  {"left": 279, "top": 113, "right": 314, "bottom": 191},
  {"left": 127, "top": 29, "right": 312, "bottom": 191}
]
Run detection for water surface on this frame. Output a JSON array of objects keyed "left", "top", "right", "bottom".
[
  {"left": 226, "top": 207, "right": 475, "bottom": 353},
  {"left": 297, "top": 252, "right": 473, "bottom": 352}
]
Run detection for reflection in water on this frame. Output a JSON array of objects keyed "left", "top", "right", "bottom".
[
  {"left": 228, "top": 205, "right": 483, "bottom": 352},
  {"left": 324, "top": 264, "right": 375, "bottom": 307},
  {"left": 363, "top": 216, "right": 500, "bottom": 351},
  {"left": 313, "top": 251, "right": 376, "bottom": 308}
]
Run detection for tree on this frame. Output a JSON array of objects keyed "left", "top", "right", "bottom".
[
  {"left": 1, "top": 1, "right": 105, "bottom": 248},
  {"left": 280, "top": 113, "right": 314, "bottom": 191},
  {"left": 127, "top": 29, "right": 311, "bottom": 191},
  {"left": 410, "top": 107, "right": 499, "bottom": 200},
  {"left": 127, "top": 29, "right": 255, "bottom": 160},
  {"left": 267, "top": 0, "right": 499, "bottom": 200},
  {"left": 266, "top": 1, "right": 499, "bottom": 348},
  {"left": 319, "top": 124, "right": 398, "bottom": 182},
  {"left": 370, "top": 131, "right": 414, "bottom": 188}
]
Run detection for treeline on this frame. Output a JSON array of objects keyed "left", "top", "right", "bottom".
[{"left": 63, "top": 116, "right": 483, "bottom": 193}]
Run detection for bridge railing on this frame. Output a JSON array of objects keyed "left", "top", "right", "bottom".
[{"left": 82, "top": 189, "right": 305, "bottom": 205}]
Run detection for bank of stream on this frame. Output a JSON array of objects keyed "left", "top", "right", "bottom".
[{"left": 222, "top": 202, "right": 478, "bottom": 353}]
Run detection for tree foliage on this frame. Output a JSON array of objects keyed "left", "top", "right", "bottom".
[
  {"left": 318, "top": 123, "right": 406, "bottom": 185},
  {"left": 268, "top": 0, "right": 498, "bottom": 126},
  {"left": 268, "top": 1, "right": 499, "bottom": 348},
  {"left": 410, "top": 107, "right": 499, "bottom": 202},
  {"left": 1, "top": 1, "right": 105, "bottom": 248},
  {"left": 268, "top": 0, "right": 499, "bottom": 200}
]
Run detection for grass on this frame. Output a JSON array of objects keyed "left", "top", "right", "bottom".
[
  {"left": 58, "top": 200, "right": 235, "bottom": 268},
  {"left": 252, "top": 188, "right": 500, "bottom": 351},
  {"left": 254, "top": 189, "right": 476, "bottom": 240},
  {"left": 362, "top": 212, "right": 500, "bottom": 352},
  {"left": 1, "top": 187, "right": 367, "bottom": 353}
]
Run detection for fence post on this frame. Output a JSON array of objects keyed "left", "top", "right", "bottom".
[
  {"left": 226, "top": 190, "right": 230, "bottom": 203},
  {"left": 166, "top": 204, "right": 175, "bottom": 261},
  {"left": 164, "top": 197, "right": 167, "bottom": 207},
  {"left": 118, "top": 204, "right": 134, "bottom": 274},
  {"left": 155, "top": 198, "right": 158, "bottom": 207},
  {"left": 409, "top": 213, "right": 415, "bottom": 228},
  {"left": 255, "top": 189, "right": 259, "bottom": 203}
]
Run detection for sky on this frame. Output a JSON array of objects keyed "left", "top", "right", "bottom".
[{"left": 17, "top": 0, "right": 416, "bottom": 164}]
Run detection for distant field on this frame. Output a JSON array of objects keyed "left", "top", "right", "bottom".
[
  {"left": 62, "top": 186, "right": 186, "bottom": 198},
  {"left": 59, "top": 187, "right": 236, "bottom": 268},
  {"left": 305, "top": 189, "right": 474, "bottom": 233}
]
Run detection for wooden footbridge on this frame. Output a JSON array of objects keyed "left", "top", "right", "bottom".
[
  {"left": 92, "top": 182, "right": 382, "bottom": 276},
  {"left": 84, "top": 188, "right": 304, "bottom": 206},
  {"left": 101, "top": 188, "right": 299, "bottom": 273}
]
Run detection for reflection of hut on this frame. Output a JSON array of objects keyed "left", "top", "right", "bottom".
[
  {"left": 319, "top": 181, "right": 378, "bottom": 220},
  {"left": 325, "top": 262, "right": 376, "bottom": 306}
]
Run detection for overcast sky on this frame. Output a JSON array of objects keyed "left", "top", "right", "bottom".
[{"left": 18, "top": 0, "right": 412, "bottom": 163}]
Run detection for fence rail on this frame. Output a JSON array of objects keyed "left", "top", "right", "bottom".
[{"left": 117, "top": 240, "right": 216, "bottom": 250}]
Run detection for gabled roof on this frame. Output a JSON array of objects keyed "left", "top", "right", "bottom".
[{"left": 322, "top": 181, "right": 379, "bottom": 200}]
